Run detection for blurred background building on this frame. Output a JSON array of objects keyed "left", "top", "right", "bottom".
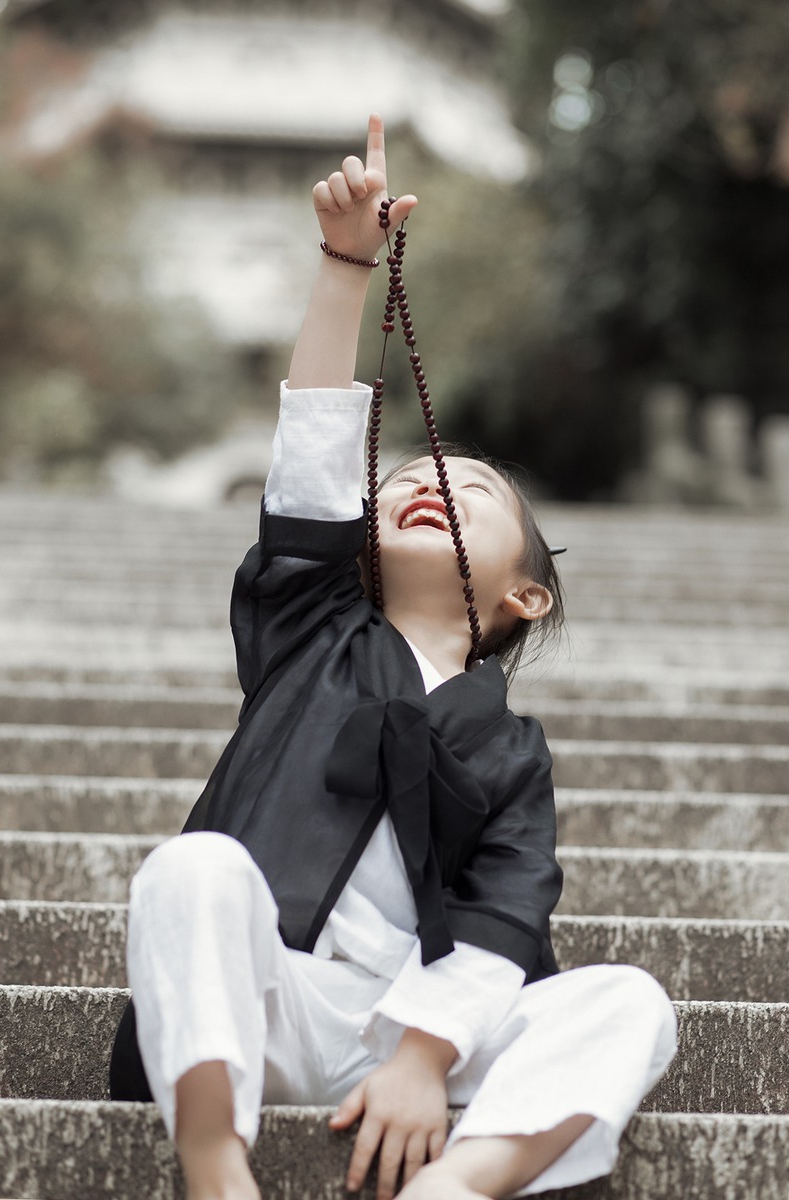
[{"left": 2, "top": 0, "right": 789, "bottom": 504}]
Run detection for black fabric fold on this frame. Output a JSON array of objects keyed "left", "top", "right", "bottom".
[{"left": 326, "top": 695, "right": 489, "bottom": 965}]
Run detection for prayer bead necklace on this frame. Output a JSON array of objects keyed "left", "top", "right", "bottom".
[{"left": 366, "top": 198, "right": 483, "bottom": 670}]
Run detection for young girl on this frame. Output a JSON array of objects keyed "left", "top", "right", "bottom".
[{"left": 110, "top": 115, "right": 677, "bottom": 1200}]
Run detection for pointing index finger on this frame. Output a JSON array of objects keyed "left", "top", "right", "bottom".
[{"left": 365, "top": 112, "right": 386, "bottom": 179}]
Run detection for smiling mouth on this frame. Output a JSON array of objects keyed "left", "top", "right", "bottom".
[{"left": 399, "top": 506, "right": 452, "bottom": 533}]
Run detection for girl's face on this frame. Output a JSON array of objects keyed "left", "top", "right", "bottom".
[{"left": 375, "top": 455, "right": 530, "bottom": 611}]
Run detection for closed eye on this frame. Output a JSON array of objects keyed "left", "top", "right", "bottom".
[
  {"left": 388, "top": 474, "right": 421, "bottom": 486},
  {"left": 464, "top": 482, "right": 493, "bottom": 493}
]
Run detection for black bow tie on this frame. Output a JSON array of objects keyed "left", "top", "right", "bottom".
[{"left": 326, "top": 695, "right": 489, "bottom": 965}]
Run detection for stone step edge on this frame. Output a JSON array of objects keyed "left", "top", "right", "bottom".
[
  {"left": 2, "top": 829, "right": 787, "bottom": 867},
  {"left": 4, "top": 663, "right": 788, "bottom": 696},
  {"left": 4, "top": 774, "right": 787, "bottom": 808},
  {"left": 3, "top": 899, "right": 787, "bottom": 934},
  {"left": 3, "top": 724, "right": 789, "bottom": 756},
  {"left": 2, "top": 987, "right": 788, "bottom": 1116},
  {"left": 3, "top": 904, "right": 787, "bottom": 1002},
  {"left": 6, "top": 982, "right": 787, "bottom": 1010},
  {"left": 0, "top": 1103, "right": 787, "bottom": 1200},
  {"left": 4, "top": 683, "right": 789, "bottom": 724}
]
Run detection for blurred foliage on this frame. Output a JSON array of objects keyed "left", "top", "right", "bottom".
[
  {"left": 424, "top": 0, "right": 789, "bottom": 499},
  {"left": 5, "top": 3, "right": 789, "bottom": 497},
  {"left": 355, "top": 139, "right": 555, "bottom": 477},
  {"left": 0, "top": 48, "right": 246, "bottom": 482}
]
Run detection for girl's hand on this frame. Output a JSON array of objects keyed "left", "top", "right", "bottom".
[
  {"left": 329, "top": 1028, "right": 455, "bottom": 1200},
  {"left": 313, "top": 113, "right": 418, "bottom": 262}
]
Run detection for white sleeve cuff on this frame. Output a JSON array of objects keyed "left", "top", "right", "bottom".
[
  {"left": 360, "top": 941, "right": 525, "bottom": 1074},
  {"left": 264, "top": 381, "right": 372, "bottom": 521}
]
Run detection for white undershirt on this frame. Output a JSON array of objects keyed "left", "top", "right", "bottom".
[{"left": 265, "top": 381, "right": 525, "bottom": 1069}]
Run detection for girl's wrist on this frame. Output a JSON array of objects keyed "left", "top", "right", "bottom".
[
  {"left": 396, "top": 1028, "right": 459, "bottom": 1075},
  {"left": 313, "top": 251, "right": 374, "bottom": 296}
]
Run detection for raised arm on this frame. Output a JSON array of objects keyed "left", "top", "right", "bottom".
[{"left": 287, "top": 114, "right": 417, "bottom": 390}]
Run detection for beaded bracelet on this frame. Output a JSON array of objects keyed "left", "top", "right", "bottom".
[{"left": 320, "top": 240, "right": 379, "bottom": 269}]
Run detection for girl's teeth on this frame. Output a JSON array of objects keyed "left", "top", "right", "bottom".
[{"left": 402, "top": 507, "right": 449, "bottom": 531}]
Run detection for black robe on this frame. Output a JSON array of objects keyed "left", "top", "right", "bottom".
[{"left": 110, "top": 503, "right": 563, "bottom": 1101}]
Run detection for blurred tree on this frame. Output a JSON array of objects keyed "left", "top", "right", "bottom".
[
  {"left": 438, "top": 0, "right": 789, "bottom": 499},
  {"left": 354, "top": 139, "right": 556, "bottom": 488},
  {"left": 0, "top": 33, "right": 247, "bottom": 483}
]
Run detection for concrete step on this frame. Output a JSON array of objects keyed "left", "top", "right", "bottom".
[
  {"left": 0, "top": 664, "right": 239, "bottom": 690},
  {"left": 538, "top": 700, "right": 789, "bottom": 744},
  {"left": 0, "top": 682, "right": 239, "bottom": 730},
  {"left": 4, "top": 520, "right": 786, "bottom": 565},
  {"left": 2, "top": 498, "right": 786, "bottom": 551},
  {"left": 0, "top": 833, "right": 159, "bottom": 904},
  {"left": 1, "top": 833, "right": 786, "bottom": 919},
  {"left": 563, "top": 628, "right": 789, "bottom": 673},
  {"left": 521, "top": 674, "right": 789, "bottom": 707},
  {"left": 2, "top": 901, "right": 786, "bottom": 1003},
  {"left": 3, "top": 726, "right": 788, "bottom": 793},
  {"left": 5, "top": 569, "right": 789, "bottom": 606},
  {"left": 0, "top": 1103, "right": 787, "bottom": 1200},
  {"left": 0, "top": 621, "right": 233, "bottom": 674},
  {"left": 552, "top": 916, "right": 789, "bottom": 1003},
  {"left": 551, "top": 740, "right": 789, "bottom": 793},
  {"left": 2, "top": 620, "right": 787, "bottom": 676},
  {"left": 3, "top": 776, "right": 785, "bottom": 852},
  {"left": 0, "top": 775, "right": 196, "bottom": 835},
  {"left": 1, "top": 986, "right": 786, "bottom": 1114},
  {"left": 0, "top": 596, "right": 232, "bottom": 630},
  {"left": 5, "top": 663, "right": 788, "bottom": 709},
  {"left": 5, "top": 683, "right": 789, "bottom": 745},
  {"left": 3, "top": 588, "right": 786, "bottom": 628},
  {"left": 555, "top": 789, "right": 789, "bottom": 852},
  {"left": 0, "top": 901, "right": 128, "bottom": 989},
  {"left": 557, "top": 847, "right": 789, "bottom": 921},
  {"left": 0, "top": 724, "right": 226, "bottom": 779}
]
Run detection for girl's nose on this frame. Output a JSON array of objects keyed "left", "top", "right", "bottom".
[{"left": 413, "top": 482, "right": 432, "bottom": 497}]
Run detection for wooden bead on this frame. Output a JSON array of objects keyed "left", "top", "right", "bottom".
[{"left": 370, "top": 206, "right": 482, "bottom": 662}]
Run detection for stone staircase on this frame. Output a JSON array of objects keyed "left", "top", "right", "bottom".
[{"left": 0, "top": 488, "right": 787, "bottom": 1199}]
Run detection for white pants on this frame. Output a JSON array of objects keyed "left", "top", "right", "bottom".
[{"left": 127, "top": 832, "right": 677, "bottom": 1196}]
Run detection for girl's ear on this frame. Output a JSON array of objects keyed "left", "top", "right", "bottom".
[{"left": 500, "top": 581, "right": 553, "bottom": 623}]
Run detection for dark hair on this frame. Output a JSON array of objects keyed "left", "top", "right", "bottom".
[{"left": 380, "top": 444, "right": 566, "bottom": 680}]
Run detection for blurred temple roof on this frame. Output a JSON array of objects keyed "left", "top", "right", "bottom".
[
  {"left": 11, "top": 7, "right": 529, "bottom": 181},
  {"left": 4, "top": 1, "right": 529, "bottom": 348}
]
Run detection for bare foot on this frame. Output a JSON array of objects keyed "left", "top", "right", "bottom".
[{"left": 397, "top": 1118, "right": 595, "bottom": 1200}]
